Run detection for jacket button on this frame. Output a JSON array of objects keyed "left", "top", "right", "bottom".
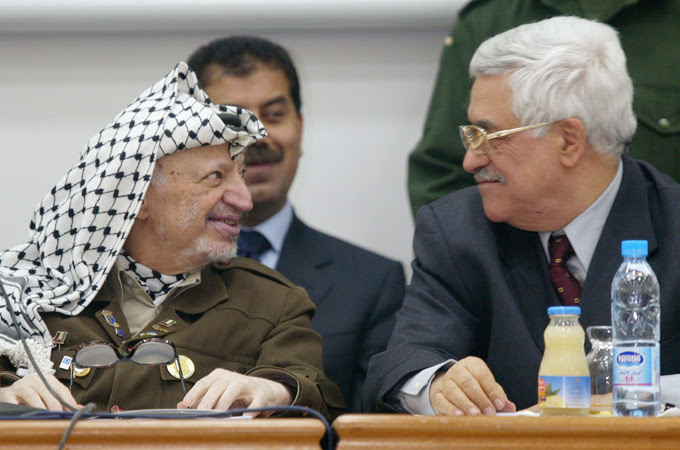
[
  {"left": 167, "top": 355, "right": 195, "bottom": 379},
  {"left": 658, "top": 118, "right": 671, "bottom": 128},
  {"left": 74, "top": 366, "right": 91, "bottom": 377}
]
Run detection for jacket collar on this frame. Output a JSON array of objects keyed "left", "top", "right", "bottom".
[{"left": 93, "top": 264, "right": 228, "bottom": 315}]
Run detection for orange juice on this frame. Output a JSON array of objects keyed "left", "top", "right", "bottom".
[{"left": 538, "top": 306, "right": 590, "bottom": 416}]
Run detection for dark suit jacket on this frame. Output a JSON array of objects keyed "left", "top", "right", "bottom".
[
  {"left": 276, "top": 214, "right": 405, "bottom": 412},
  {"left": 365, "top": 156, "right": 680, "bottom": 411}
]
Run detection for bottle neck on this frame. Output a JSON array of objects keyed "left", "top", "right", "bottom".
[
  {"left": 622, "top": 255, "right": 647, "bottom": 261},
  {"left": 549, "top": 314, "right": 581, "bottom": 326}
]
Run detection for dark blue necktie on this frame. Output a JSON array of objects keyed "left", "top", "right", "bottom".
[{"left": 237, "top": 230, "right": 271, "bottom": 262}]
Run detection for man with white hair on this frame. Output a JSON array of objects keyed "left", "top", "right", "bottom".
[
  {"left": 365, "top": 16, "right": 680, "bottom": 415},
  {"left": 0, "top": 63, "right": 343, "bottom": 419}
]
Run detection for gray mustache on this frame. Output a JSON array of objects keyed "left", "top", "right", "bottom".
[{"left": 474, "top": 167, "right": 505, "bottom": 183}]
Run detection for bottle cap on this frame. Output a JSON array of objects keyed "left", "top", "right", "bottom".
[
  {"left": 547, "top": 306, "right": 581, "bottom": 316},
  {"left": 621, "top": 240, "right": 648, "bottom": 257}
]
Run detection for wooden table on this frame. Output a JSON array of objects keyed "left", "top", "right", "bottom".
[
  {"left": 0, "top": 418, "right": 326, "bottom": 449},
  {"left": 333, "top": 414, "right": 680, "bottom": 448}
]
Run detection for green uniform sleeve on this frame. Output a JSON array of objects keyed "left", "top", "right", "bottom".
[{"left": 407, "top": 18, "right": 477, "bottom": 217}]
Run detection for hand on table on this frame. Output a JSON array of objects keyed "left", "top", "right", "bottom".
[
  {"left": 177, "top": 368, "right": 292, "bottom": 417},
  {"left": 0, "top": 373, "right": 79, "bottom": 411},
  {"left": 430, "top": 356, "right": 516, "bottom": 416}
]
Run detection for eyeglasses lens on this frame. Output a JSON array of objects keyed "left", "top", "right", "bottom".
[
  {"left": 131, "top": 341, "right": 176, "bottom": 365},
  {"left": 467, "top": 127, "right": 486, "bottom": 149},
  {"left": 75, "top": 344, "right": 118, "bottom": 368}
]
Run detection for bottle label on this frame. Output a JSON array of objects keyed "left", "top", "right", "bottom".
[
  {"left": 538, "top": 375, "right": 591, "bottom": 409},
  {"left": 613, "top": 346, "right": 660, "bottom": 386}
]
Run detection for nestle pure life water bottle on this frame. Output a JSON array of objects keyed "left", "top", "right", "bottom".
[{"left": 611, "top": 240, "right": 661, "bottom": 416}]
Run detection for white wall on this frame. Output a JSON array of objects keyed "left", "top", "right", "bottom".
[{"left": 0, "top": 1, "right": 466, "bottom": 277}]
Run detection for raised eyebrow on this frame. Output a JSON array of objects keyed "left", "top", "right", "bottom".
[{"left": 262, "top": 95, "right": 288, "bottom": 109}]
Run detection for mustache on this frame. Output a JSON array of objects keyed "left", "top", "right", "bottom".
[
  {"left": 244, "top": 144, "right": 283, "bottom": 165},
  {"left": 207, "top": 205, "right": 244, "bottom": 221},
  {"left": 474, "top": 167, "right": 505, "bottom": 183}
]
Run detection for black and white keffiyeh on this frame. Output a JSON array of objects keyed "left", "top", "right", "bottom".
[
  {"left": 0, "top": 62, "right": 266, "bottom": 375},
  {"left": 117, "top": 249, "right": 187, "bottom": 305}
]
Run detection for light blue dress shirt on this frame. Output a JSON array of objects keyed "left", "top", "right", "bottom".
[{"left": 240, "top": 201, "right": 293, "bottom": 270}]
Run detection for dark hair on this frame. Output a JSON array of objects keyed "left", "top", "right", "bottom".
[{"left": 188, "top": 36, "right": 302, "bottom": 114}]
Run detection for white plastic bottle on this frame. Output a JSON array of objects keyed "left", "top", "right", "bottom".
[
  {"left": 611, "top": 240, "right": 661, "bottom": 416},
  {"left": 538, "top": 306, "right": 590, "bottom": 416}
]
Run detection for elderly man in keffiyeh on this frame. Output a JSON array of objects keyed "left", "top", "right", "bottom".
[{"left": 0, "top": 63, "right": 344, "bottom": 419}]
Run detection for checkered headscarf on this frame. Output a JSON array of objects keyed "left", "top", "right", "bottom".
[{"left": 0, "top": 62, "right": 266, "bottom": 375}]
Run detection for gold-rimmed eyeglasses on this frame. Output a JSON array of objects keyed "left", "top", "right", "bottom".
[
  {"left": 459, "top": 121, "right": 554, "bottom": 155},
  {"left": 70, "top": 338, "right": 186, "bottom": 393}
]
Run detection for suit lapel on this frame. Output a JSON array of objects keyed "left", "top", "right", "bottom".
[
  {"left": 499, "top": 225, "right": 557, "bottom": 354},
  {"left": 579, "top": 156, "right": 657, "bottom": 329},
  {"left": 276, "top": 214, "right": 333, "bottom": 306}
]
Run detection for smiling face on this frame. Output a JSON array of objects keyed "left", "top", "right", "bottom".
[
  {"left": 125, "top": 143, "right": 253, "bottom": 274},
  {"left": 462, "top": 74, "right": 564, "bottom": 230},
  {"left": 202, "top": 64, "right": 303, "bottom": 226}
]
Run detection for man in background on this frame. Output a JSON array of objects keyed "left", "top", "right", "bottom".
[
  {"left": 407, "top": 0, "right": 680, "bottom": 216},
  {"left": 188, "top": 36, "right": 405, "bottom": 412}
]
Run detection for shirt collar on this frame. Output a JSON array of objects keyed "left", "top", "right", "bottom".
[
  {"left": 242, "top": 201, "right": 293, "bottom": 254},
  {"left": 539, "top": 159, "right": 623, "bottom": 273},
  {"left": 111, "top": 259, "right": 202, "bottom": 307}
]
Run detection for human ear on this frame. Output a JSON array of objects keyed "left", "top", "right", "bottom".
[
  {"left": 135, "top": 201, "right": 149, "bottom": 221},
  {"left": 135, "top": 191, "right": 152, "bottom": 221},
  {"left": 297, "top": 113, "right": 304, "bottom": 158},
  {"left": 558, "top": 118, "right": 587, "bottom": 168}
]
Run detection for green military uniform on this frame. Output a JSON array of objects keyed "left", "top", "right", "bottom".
[
  {"left": 1, "top": 258, "right": 344, "bottom": 420},
  {"left": 408, "top": 0, "right": 680, "bottom": 217}
]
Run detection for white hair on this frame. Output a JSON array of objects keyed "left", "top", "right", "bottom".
[{"left": 470, "top": 16, "right": 636, "bottom": 157}]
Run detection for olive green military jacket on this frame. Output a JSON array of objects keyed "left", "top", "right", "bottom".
[
  {"left": 408, "top": 0, "right": 680, "bottom": 216},
  {"left": 1, "top": 258, "right": 344, "bottom": 419}
]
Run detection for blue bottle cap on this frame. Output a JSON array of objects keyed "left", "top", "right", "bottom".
[
  {"left": 547, "top": 306, "right": 581, "bottom": 316},
  {"left": 621, "top": 240, "right": 648, "bottom": 257}
]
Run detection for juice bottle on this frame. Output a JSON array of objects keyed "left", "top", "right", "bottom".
[{"left": 538, "top": 306, "right": 591, "bottom": 416}]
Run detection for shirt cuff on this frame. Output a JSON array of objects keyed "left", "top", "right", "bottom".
[{"left": 397, "top": 360, "right": 455, "bottom": 415}]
